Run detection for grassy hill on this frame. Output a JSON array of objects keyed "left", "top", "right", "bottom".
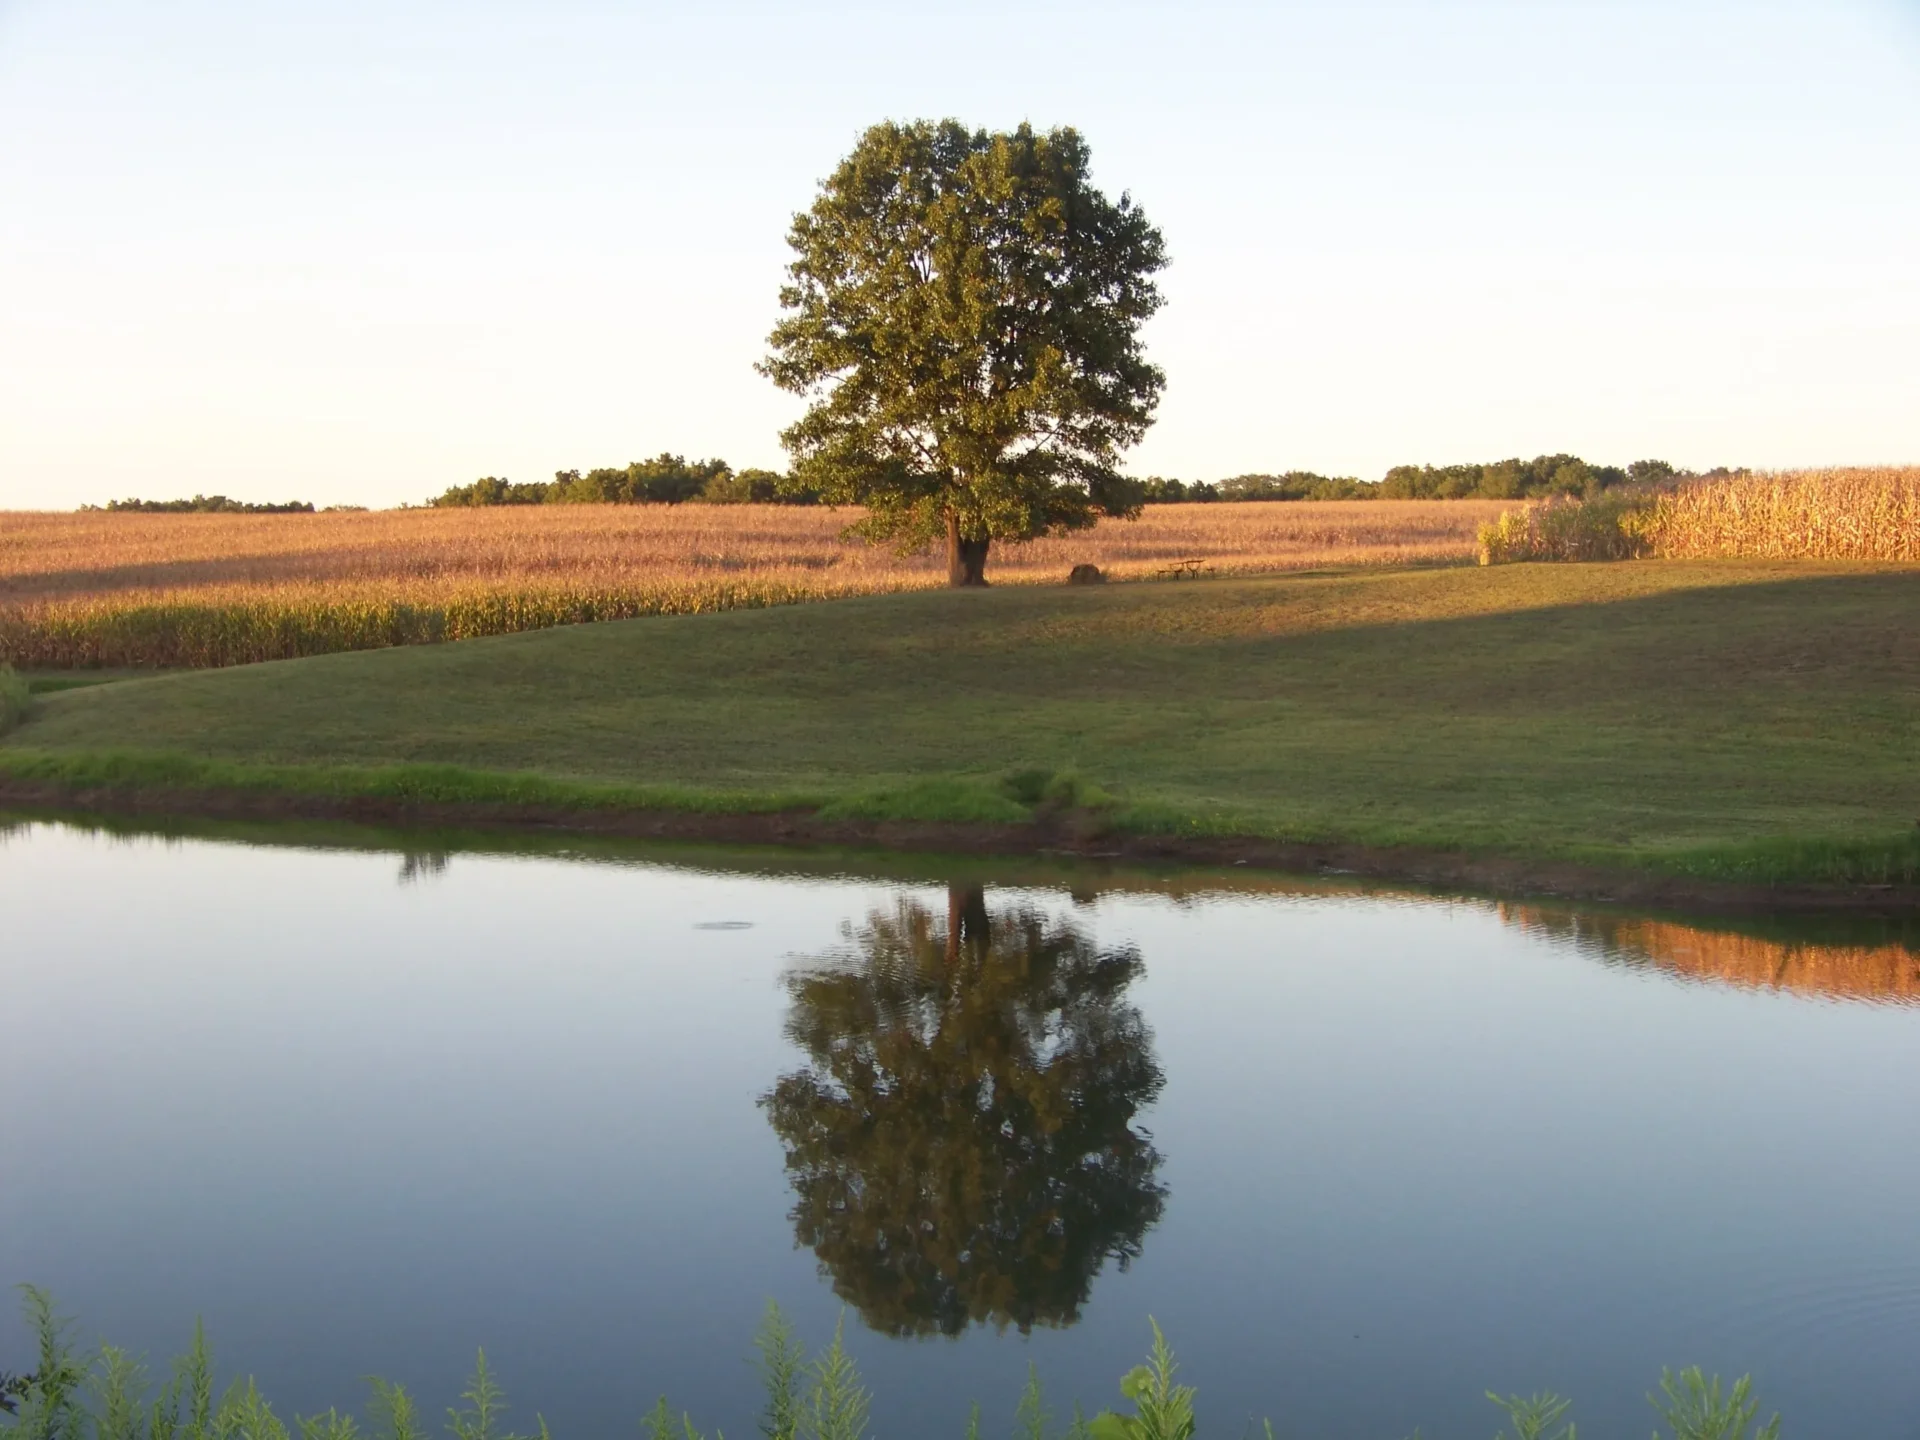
[{"left": 5, "top": 560, "right": 1918, "bottom": 881}]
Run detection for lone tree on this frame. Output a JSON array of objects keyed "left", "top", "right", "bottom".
[{"left": 761, "top": 120, "right": 1169, "bottom": 586}]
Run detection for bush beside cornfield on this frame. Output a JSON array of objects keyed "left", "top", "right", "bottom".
[
  {"left": 1481, "top": 467, "right": 1920, "bottom": 565},
  {"left": 0, "top": 501, "right": 1505, "bottom": 669}
]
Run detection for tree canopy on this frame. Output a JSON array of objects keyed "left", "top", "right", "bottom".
[
  {"left": 761, "top": 120, "right": 1169, "bottom": 585},
  {"left": 760, "top": 885, "right": 1167, "bottom": 1336}
]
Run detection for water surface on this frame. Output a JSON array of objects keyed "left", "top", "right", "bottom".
[{"left": 3, "top": 819, "right": 1917, "bottom": 1437}]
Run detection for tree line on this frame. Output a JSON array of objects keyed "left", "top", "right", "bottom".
[
  {"left": 74, "top": 454, "right": 1734, "bottom": 517},
  {"left": 426, "top": 454, "right": 1726, "bottom": 510},
  {"left": 1138, "top": 457, "right": 1733, "bottom": 504},
  {"left": 86, "top": 496, "right": 319, "bottom": 514},
  {"left": 428, "top": 455, "right": 814, "bottom": 508}
]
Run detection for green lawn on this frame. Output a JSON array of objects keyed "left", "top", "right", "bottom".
[{"left": 6, "top": 560, "right": 1918, "bottom": 876}]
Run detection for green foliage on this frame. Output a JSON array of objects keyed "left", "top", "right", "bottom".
[
  {"left": 1650, "top": 1367, "right": 1780, "bottom": 1440},
  {"left": 7, "top": 1287, "right": 84, "bottom": 1440},
  {"left": 761, "top": 119, "right": 1168, "bottom": 579},
  {"left": 796, "top": 1320, "right": 867, "bottom": 1440},
  {"left": 1215, "top": 472, "right": 1375, "bottom": 502},
  {"left": 445, "top": 1352, "right": 509, "bottom": 1440},
  {"left": 428, "top": 478, "right": 553, "bottom": 508},
  {"left": 753, "top": 1302, "right": 805, "bottom": 1440},
  {"left": 1014, "top": 1366, "right": 1048, "bottom": 1440},
  {"left": 1487, "top": 1390, "right": 1575, "bottom": 1440},
  {"left": 0, "top": 666, "right": 29, "bottom": 735},
  {"left": 0, "top": 1291, "right": 1798, "bottom": 1440},
  {"left": 151, "top": 1320, "right": 214, "bottom": 1440},
  {"left": 91, "top": 498, "right": 315, "bottom": 515},
  {"left": 1132, "top": 478, "right": 1214, "bottom": 504},
  {"left": 431, "top": 457, "right": 736, "bottom": 509},
  {"left": 295, "top": 1411, "right": 360, "bottom": 1440},
  {"left": 89, "top": 1348, "right": 150, "bottom": 1440},
  {"left": 363, "top": 1381, "right": 421, "bottom": 1440},
  {"left": 1477, "top": 491, "right": 1657, "bottom": 564},
  {"left": 999, "top": 767, "right": 1113, "bottom": 812},
  {"left": 1383, "top": 455, "right": 1631, "bottom": 501},
  {"left": 1138, "top": 458, "right": 1711, "bottom": 505},
  {"left": 637, "top": 1398, "right": 707, "bottom": 1440},
  {"left": 699, "top": 468, "right": 815, "bottom": 505},
  {"left": 213, "top": 1377, "right": 287, "bottom": 1440},
  {"left": 1086, "top": 1323, "right": 1194, "bottom": 1440}
]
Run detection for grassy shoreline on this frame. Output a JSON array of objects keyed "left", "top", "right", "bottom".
[
  {"left": 5, "top": 561, "right": 1917, "bottom": 902},
  {"left": 3, "top": 745, "right": 1917, "bottom": 906}
]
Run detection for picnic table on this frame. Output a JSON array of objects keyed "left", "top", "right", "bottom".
[{"left": 1154, "top": 557, "right": 1214, "bottom": 580}]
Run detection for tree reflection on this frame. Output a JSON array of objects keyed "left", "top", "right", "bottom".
[{"left": 761, "top": 884, "right": 1167, "bottom": 1337}]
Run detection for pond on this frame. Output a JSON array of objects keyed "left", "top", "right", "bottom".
[{"left": 3, "top": 817, "right": 1918, "bottom": 1438}]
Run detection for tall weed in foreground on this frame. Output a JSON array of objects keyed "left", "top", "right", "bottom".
[
  {"left": 0, "top": 666, "right": 28, "bottom": 736},
  {"left": 1651, "top": 1367, "right": 1781, "bottom": 1440},
  {"left": 1487, "top": 1390, "right": 1575, "bottom": 1440},
  {"left": 0, "top": 1289, "right": 1792, "bottom": 1439}
]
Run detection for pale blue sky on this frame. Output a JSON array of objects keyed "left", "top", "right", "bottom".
[{"left": 2, "top": 0, "right": 1916, "bottom": 509}]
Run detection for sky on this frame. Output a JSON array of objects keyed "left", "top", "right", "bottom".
[{"left": 1, "top": 0, "right": 1917, "bottom": 510}]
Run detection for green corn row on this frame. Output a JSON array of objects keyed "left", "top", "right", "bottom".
[{"left": 0, "top": 580, "right": 877, "bottom": 670}]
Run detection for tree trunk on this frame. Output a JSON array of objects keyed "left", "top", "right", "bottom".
[
  {"left": 945, "top": 514, "right": 990, "bottom": 588},
  {"left": 945, "top": 883, "right": 991, "bottom": 965}
]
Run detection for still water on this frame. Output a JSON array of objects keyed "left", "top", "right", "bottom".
[{"left": 3, "top": 818, "right": 1918, "bottom": 1438}]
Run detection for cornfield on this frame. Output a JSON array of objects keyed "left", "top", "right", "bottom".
[
  {"left": 1480, "top": 467, "right": 1920, "bottom": 565},
  {"left": 1642, "top": 467, "right": 1920, "bottom": 561},
  {"left": 0, "top": 501, "right": 1504, "bottom": 669}
]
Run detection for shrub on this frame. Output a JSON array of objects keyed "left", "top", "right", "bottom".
[{"left": 1478, "top": 490, "right": 1656, "bottom": 564}]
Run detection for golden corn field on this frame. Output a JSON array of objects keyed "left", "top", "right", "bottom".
[
  {"left": 0, "top": 500, "right": 1505, "bottom": 669},
  {"left": 1500, "top": 905, "right": 1920, "bottom": 1006},
  {"left": 1641, "top": 466, "right": 1920, "bottom": 561},
  {"left": 1481, "top": 466, "right": 1920, "bottom": 564}
]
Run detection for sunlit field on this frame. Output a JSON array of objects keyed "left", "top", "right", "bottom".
[{"left": 0, "top": 500, "right": 1506, "bottom": 668}]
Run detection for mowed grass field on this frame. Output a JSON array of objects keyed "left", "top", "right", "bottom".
[{"left": 7, "top": 559, "right": 1918, "bottom": 874}]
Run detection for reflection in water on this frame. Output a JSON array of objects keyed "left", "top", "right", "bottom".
[
  {"left": 1501, "top": 906, "right": 1920, "bottom": 1005},
  {"left": 761, "top": 885, "right": 1166, "bottom": 1337},
  {"left": 397, "top": 849, "right": 450, "bottom": 885}
]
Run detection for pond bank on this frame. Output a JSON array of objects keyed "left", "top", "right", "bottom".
[{"left": 4, "top": 768, "right": 1916, "bottom": 917}]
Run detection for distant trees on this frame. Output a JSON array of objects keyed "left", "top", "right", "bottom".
[
  {"left": 1218, "top": 471, "right": 1376, "bottom": 501},
  {"left": 91, "top": 496, "right": 315, "bottom": 514},
  {"left": 1380, "top": 454, "right": 1630, "bottom": 500},
  {"left": 428, "top": 456, "right": 815, "bottom": 508},
  {"left": 761, "top": 120, "right": 1168, "bottom": 586},
  {"left": 421, "top": 452, "right": 1713, "bottom": 511},
  {"left": 1135, "top": 456, "right": 1710, "bottom": 504}
]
